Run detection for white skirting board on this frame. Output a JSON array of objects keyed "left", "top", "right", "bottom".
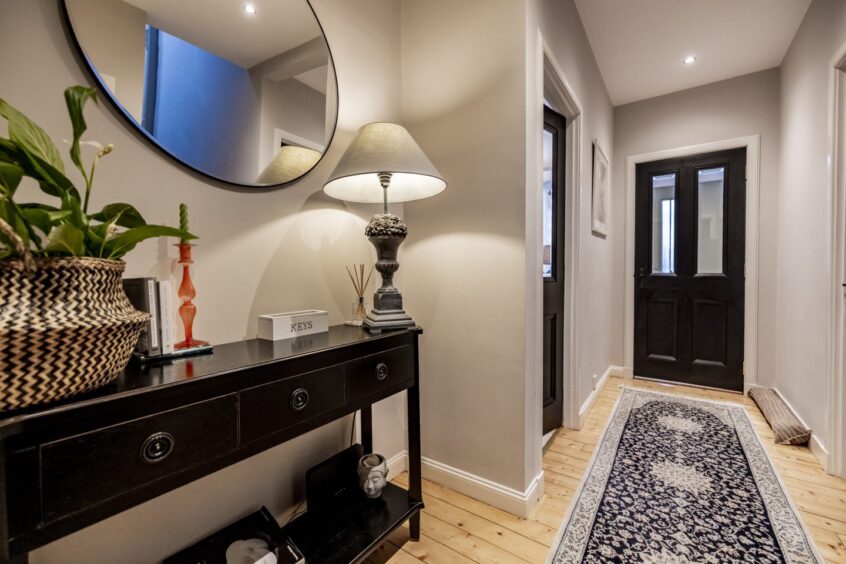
[
  {"left": 810, "top": 435, "right": 830, "bottom": 471},
  {"left": 618, "top": 372, "right": 831, "bottom": 471},
  {"left": 578, "top": 366, "right": 625, "bottom": 428},
  {"left": 772, "top": 388, "right": 830, "bottom": 471},
  {"left": 386, "top": 449, "right": 409, "bottom": 479},
  {"left": 383, "top": 450, "right": 545, "bottom": 518}
]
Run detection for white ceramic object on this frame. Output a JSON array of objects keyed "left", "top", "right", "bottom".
[{"left": 257, "top": 309, "right": 328, "bottom": 341}]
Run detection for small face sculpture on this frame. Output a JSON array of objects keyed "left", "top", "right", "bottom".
[
  {"left": 358, "top": 453, "right": 388, "bottom": 498},
  {"left": 225, "top": 538, "right": 277, "bottom": 564}
]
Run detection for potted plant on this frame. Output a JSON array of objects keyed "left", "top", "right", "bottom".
[{"left": 0, "top": 86, "right": 195, "bottom": 411}]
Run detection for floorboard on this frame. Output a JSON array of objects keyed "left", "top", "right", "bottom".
[{"left": 379, "top": 377, "right": 846, "bottom": 563}]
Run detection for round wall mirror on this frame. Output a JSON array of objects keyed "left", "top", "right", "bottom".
[{"left": 63, "top": 0, "right": 338, "bottom": 188}]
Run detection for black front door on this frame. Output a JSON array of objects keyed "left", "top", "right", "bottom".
[
  {"left": 634, "top": 148, "right": 746, "bottom": 391},
  {"left": 543, "top": 106, "right": 565, "bottom": 433}
]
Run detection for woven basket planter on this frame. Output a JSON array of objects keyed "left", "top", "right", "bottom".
[{"left": 0, "top": 257, "right": 149, "bottom": 411}]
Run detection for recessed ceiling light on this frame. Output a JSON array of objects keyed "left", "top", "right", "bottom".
[
  {"left": 242, "top": 3, "right": 257, "bottom": 15},
  {"left": 682, "top": 55, "right": 697, "bottom": 65}
]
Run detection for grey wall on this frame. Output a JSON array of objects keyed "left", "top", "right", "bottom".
[
  {"left": 612, "top": 68, "right": 782, "bottom": 383},
  {"left": 258, "top": 78, "right": 327, "bottom": 174},
  {"left": 0, "top": 1, "right": 406, "bottom": 562},
  {"left": 400, "top": 0, "right": 530, "bottom": 491},
  {"left": 529, "top": 0, "right": 616, "bottom": 421},
  {"left": 775, "top": 0, "right": 846, "bottom": 449},
  {"left": 400, "top": 0, "right": 615, "bottom": 498}
]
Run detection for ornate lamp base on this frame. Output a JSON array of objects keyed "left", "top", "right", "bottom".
[{"left": 363, "top": 214, "right": 416, "bottom": 334}]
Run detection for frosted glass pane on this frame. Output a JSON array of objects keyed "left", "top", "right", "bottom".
[
  {"left": 697, "top": 167, "right": 724, "bottom": 274},
  {"left": 651, "top": 173, "right": 676, "bottom": 273}
]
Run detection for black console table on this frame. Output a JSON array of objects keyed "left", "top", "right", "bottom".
[{"left": 0, "top": 326, "right": 423, "bottom": 563}]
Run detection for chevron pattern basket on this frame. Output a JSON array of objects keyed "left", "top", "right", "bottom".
[{"left": 0, "top": 257, "right": 150, "bottom": 411}]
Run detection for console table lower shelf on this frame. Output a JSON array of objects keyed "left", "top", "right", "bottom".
[{"left": 284, "top": 483, "right": 423, "bottom": 564}]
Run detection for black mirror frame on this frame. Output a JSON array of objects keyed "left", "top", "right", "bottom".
[{"left": 60, "top": 0, "right": 339, "bottom": 191}]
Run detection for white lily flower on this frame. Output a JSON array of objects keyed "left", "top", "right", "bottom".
[
  {"left": 98, "top": 143, "right": 114, "bottom": 158},
  {"left": 61, "top": 139, "right": 113, "bottom": 156}
]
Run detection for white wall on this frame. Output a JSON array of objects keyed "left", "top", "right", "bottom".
[
  {"left": 612, "top": 68, "right": 782, "bottom": 383},
  {"left": 258, "top": 78, "right": 326, "bottom": 174},
  {"left": 775, "top": 0, "right": 846, "bottom": 451},
  {"left": 0, "top": 1, "right": 406, "bottom": 562},
  {"left": 528, "top": 0, "right": 616, "bottom": 423},
  {"left": 399, "top": 0, "right": 615, "bottom": 504},
  {"left": 64, "top": 0, "right": 146, "bottom": 122},
  {"left": 400, "top": 0, "right": 530, "bottom": 492}
]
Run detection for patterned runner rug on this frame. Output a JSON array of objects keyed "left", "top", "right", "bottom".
[{"left": 548, "top": 387, "right": 823, "bottom": 564}]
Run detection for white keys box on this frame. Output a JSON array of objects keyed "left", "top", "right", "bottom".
[{"left": 257, "top": 309, "right": 329, "bottom": 341}]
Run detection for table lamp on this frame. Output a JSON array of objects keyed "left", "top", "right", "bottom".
[
  {"left": 257, "top": 146, "right": 322, "bottom": 185},
  {"left": 324, "top": 123, "right": 446, "bottom": 333}
]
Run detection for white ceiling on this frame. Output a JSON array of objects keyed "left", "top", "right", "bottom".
[
  {"left": 574, "top": 0, "right": 811, "bottom": 106},
  {"left": 124, "top": 0, "right": 323, "bottom": 68}
]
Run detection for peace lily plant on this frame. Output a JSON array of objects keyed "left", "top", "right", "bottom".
[
  {"left": 0, "top": 86, "right": 197, "bottom": 412},
  {"left": 0, "top": 85, "right": 194, "bottom": 266}
]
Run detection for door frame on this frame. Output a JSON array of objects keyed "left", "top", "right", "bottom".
[
  {"left": 540, "top": 42, "right": 582, "bottom": 431},
  {"left": 524, "top": 31, "right": 584, "bottom": 516},
  {"left": 623, "top": 135, "right": 761, "bottom": 392},
  {"left": 542, "top": 106, "right": 567, "bottom": 434},
  {"left": 827, "top": 43, "right": 846, "bottom": 478}
]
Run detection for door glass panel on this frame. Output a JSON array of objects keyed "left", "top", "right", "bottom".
[
  {"left": 697, "top": 167, "right": 725, "bottom": 273},
  {"left": 651, "top": 173, "right": 676, "bottom": 273},
  {"left": 543, "top": 127, "right": 554, "bottom": 278}
]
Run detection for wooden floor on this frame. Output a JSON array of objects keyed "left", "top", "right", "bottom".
[{"left": 366, "top": 376, "right": 846, "bottom": 563}]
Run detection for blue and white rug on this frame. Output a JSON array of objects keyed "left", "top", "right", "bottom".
[{"left": 548, "top": 387, "right": 823, "bottom": 564}]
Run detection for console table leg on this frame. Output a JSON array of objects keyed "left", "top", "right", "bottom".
[
  {"left": 407, "top": 383, "right": 422, "bottom": 541},
  {"left": 361, "top": 406, "right": 373, "bottom": 454}
]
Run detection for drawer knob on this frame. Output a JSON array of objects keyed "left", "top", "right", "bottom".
[
  {"left": 375, "top": 362, "right": 389, "bottom": 381},
  {"left": 291, "top": 388, "right": 310, "bottom": 411},
  {"left": 141, "top": 432, "right": 175, "bottom": 464}
]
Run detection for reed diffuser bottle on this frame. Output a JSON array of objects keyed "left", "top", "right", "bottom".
[{"left": 345, "top": 264, "right": 373, "bottom": 326}]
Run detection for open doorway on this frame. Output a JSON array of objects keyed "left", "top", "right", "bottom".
[{"left": 540, "top": 48, "right": 583, "bottom": 441}]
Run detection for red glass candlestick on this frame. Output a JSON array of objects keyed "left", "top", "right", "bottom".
[{"left": 174, "top": 243, "right": 208, "bottom": 350}]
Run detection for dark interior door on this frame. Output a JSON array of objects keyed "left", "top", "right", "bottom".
[
  {"left": 634, "top": 148, "right": 746, "bottom": 391},
  {"left": 543, "top": 107, "right": 565, "bottom": 433}
]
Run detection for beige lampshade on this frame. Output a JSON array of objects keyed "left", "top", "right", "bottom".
[
  {"left": 323, "top": 123, "right": 446, "bottom": 203},
  {"left": 257, "top": 146, "right": 322, "bottom": 185}
]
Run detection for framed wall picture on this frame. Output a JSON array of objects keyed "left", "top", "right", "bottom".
[{"left": 592, "top": 142, "right": 610, "bottom": 237}]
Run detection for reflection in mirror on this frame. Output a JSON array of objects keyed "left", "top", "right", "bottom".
[{"left": 64, "top": 0, "right": 337, "bottom": 187}]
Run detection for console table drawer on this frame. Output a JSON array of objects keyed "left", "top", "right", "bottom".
[
  {"left": 345, "top": 345, "right": 413, "bottom": 402},
  {"left": 41, "top": 394, "right": 237, "bottom": 522},
  {"left": 240, "top": 364, "right": 345, "bottom": 444}
]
